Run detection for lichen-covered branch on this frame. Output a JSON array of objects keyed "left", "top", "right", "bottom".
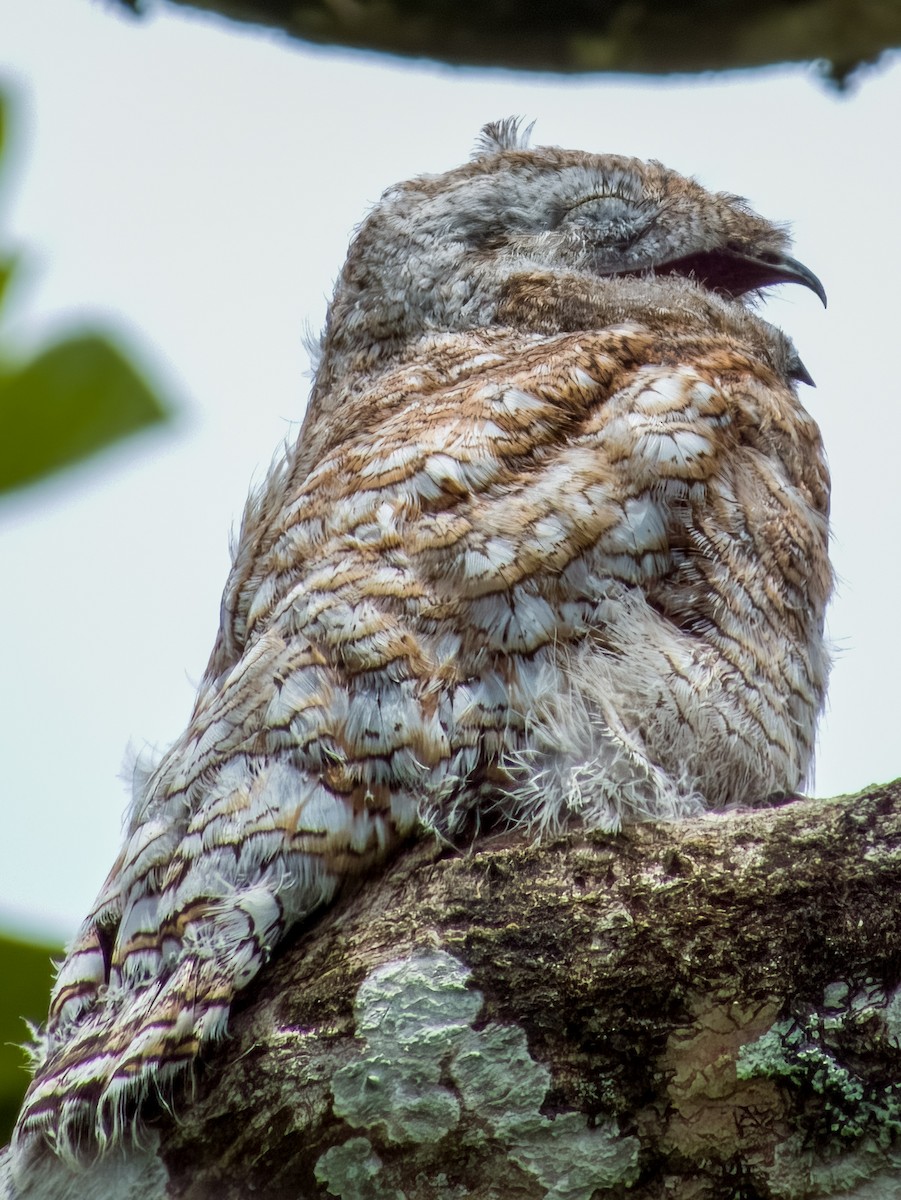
[
  {"left": 114, "top": 778, "right": 901, "bottom": 1199},
  {"left": 153, "top": 0, "right": 901, "bottom": 85}
]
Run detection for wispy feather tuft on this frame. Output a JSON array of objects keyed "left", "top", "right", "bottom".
[{"left": 471, "top": 116, "right": 535, "bottom": 159}]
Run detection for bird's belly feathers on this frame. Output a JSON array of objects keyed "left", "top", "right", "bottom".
[{"left": 234, "top": 342, "right": 831, "bottom": 836}]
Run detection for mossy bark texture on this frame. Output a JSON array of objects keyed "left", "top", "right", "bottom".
[{"left": 146, "top": 779, "right": 901, "bottom": 1199}]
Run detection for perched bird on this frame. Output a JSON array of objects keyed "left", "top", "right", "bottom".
[{"left": 9, "top": 118, "right": 831, "bottom": 1171}]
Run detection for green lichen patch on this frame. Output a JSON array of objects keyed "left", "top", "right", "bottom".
[
  {"left": 330, "top": 953, "right": 473, "bottom": 1144},
  {"left": 315, "top": 1137, "right": 404, "bottom": 1200},
  {"left": 880, "top": 983, "right": 901, "bottom": 1051},
  {"left": 317, "top": 950, "right": 639, "bottom": 1199},
  {"left": 353, "top": 950, "right": 484, "bottom": 1047},
  {"left": 504, "top": 1110, "right": 639, "bottom": 1200},
  {"left": 331, "top": 1049, "right": 461, "bottom": 1145},
  {"left": 737, "top": 982, "right": 901, "bottom": 1150},
  {"left": 449, "top": 1023, "right": 550, "bottom": 1131}
]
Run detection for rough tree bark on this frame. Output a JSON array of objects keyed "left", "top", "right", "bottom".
[{"left": 69, "top": 777, "right": 901, "bottom": 1199}]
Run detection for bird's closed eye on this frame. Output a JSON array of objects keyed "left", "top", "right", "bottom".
[{"left": 561, "top": 193, "right": 648, "bottom": 248}]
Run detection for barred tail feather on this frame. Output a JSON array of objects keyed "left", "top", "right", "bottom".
[{"left": 13, "top": 875, "right": 328, "bottom": 1160}]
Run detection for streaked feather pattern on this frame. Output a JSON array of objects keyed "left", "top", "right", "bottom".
[{"left": 8, "top": 121, "right": 831, "bottom": 1179}]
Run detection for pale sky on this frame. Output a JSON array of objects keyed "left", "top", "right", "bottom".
[{"left": 1, "top": 0, "right": 899, "bottom": 939}]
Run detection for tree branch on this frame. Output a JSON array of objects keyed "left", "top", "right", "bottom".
[
  {"left": 151, "top": 0, "right": 901, "bottom": 86},
  {"left": 135, "top": 779, "right": 901, "bottom": 1199}
]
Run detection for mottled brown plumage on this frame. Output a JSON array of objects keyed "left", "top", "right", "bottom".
[{"left": 9, "top": 119, "right": 831, "bottom": 1177}]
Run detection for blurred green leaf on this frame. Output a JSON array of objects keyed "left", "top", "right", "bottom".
[
  {"left": 0, "top": 90, "right": 171, "bottom": 496},
  {"left": 0, "top": 334, "right": 168, "bottom": 493},
  {"left": 0, "top": 932, "right": 61, "bottom": 1145},
  {"left": 0, "top": 255, "right": 16, "bottom": 309}
]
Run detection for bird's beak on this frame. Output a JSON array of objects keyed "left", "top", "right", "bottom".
[
  {"left": 652, "top": 247, "right": 827, "bottom": 307},
  {"left": 730, "top": 249, "right": 827, "bottom": 307}
]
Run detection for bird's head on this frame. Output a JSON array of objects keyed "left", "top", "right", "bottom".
[{"left": 315, "top": 118, "right": 824, "bottom": 381}]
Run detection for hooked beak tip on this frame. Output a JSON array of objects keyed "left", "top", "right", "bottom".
[{"left": 774, "top": 252, "right": 827, "bottom": 308}]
